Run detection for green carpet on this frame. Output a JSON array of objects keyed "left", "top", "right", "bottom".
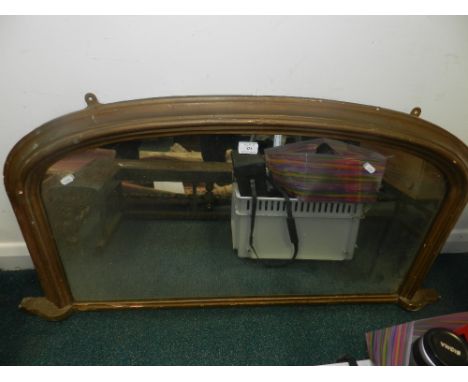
[{"left": 1, "top": 253, "right": 468, "bottom": 365}]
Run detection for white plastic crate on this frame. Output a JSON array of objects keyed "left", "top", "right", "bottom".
[{"left": 231, "top": 183, "right": 364, "bottom": 261}]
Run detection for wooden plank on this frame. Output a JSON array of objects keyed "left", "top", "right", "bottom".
[{"left": 115, "top": 159, "right": 232, "bottom": 184}]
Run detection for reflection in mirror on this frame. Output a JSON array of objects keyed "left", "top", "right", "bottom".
[{"left": 41, "top": 134, "right": 447, "bottom": 301}]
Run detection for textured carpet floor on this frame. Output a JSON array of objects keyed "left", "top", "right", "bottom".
[{"left": 1, "top": 253, "right": 467, "bottom": 365}]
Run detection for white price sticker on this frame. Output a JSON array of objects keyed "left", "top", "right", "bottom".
[
  {"left": 238, "top": 141, "right": 259, "bottom": 155},
  {"left": 60, "top": 174, "right": 75, "bottom": 186},
  {"left": 273, "top": 135, "right": 283, "bottom": 147},
  {"left": 363, "top": 162, "right": 376, "bottom": 174}
]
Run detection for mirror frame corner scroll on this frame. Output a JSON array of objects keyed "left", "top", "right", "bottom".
[{"left": 4, "top": 93, "right": 468, "bottom": 320}]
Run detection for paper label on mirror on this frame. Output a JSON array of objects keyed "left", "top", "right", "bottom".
[
  {"left": 60, "top": 174, "right": 75, "bottom": 186},
  {"left": 363, "top": 162, "right": 376, "bottom": 174},
  {"left": 238, "top": 141, "right": 258, "bottom": 154},
  {"left": 273, "top": 135, "right": 283, "bottom": 147}
]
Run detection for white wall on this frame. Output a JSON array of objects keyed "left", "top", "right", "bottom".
[{"left": 1, "top": 16, "right": 468, "bottom": 268}]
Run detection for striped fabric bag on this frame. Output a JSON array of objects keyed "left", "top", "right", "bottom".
[{"left": 264, "top": 138, "right": 387, "bottom": 203}]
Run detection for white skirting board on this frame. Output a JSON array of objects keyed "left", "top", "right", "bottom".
[
  {"left": 324, "top": 359, "right": 373, "bottom": 366},
  {"left": 0, "top": 229, "right": 467, "bottom": 271},
  {"left": 0, "top": 242, "right": 34, "bottom": 270},
  {"left": 441, "top": 228, "right": 468, "bottom": 254}
]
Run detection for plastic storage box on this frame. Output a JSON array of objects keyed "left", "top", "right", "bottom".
[{"left": 231, "top": 183, "right": 364, "bottom": 261}]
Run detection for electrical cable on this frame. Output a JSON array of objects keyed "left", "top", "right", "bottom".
[{"left": 248, "top": 175, "right": 299, "bottom": 267}]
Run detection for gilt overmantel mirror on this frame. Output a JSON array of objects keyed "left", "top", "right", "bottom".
[{"left": 4, "top": 94, "right": 468, "bottom": 320}]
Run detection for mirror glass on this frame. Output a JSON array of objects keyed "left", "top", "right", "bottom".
[{"left": 41, "top": 133, "right": 446, "bottom": 301}]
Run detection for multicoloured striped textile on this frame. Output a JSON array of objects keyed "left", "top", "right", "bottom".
[
  {"left": 265, "top": 138, "right": 387, "bottom": 203},
  {"left": 365, "top": 311, "right": 468, "bottom": 365}
]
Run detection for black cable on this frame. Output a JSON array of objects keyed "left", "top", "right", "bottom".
[
  {"left": 247, "top": 175, "right": 299, "bottom": 268},
  {"left": 248, "top": 179, "right": 260, "bottom": 259},
  {"left": 336, "top": 355, "right": 358, "bottom": 366},
  {"left": 268, "top": 176, "right": 299, "bottom": 260}
]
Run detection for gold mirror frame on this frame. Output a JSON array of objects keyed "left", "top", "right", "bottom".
[{"left": 4, "top": 94, "right": 468, "bottom": 320}]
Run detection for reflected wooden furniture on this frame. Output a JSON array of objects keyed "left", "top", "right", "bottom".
[
  {"left": 41, "top": 156, "right": 233, "bottom": 256},
  {"left": 117, "top": 158, "right": 232, "bottom": 219},
  {"left": 367, "top": 143, "right": 445, "bottom": 201},
  {"left": 42, "top": 157, "right": 121, "bottom": 252}
]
